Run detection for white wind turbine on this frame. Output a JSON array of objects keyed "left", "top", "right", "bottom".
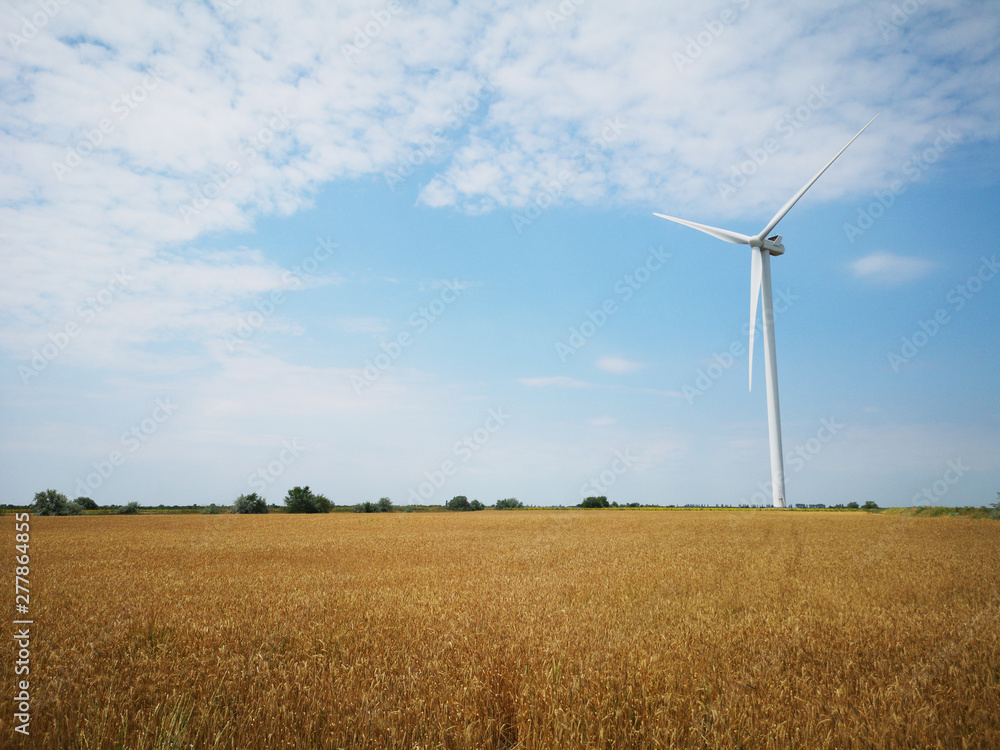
[{"left": 655, "top": 115, "right": 878, "bottom": 508}]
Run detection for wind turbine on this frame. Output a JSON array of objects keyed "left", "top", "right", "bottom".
[{"left": 654, "top": 115, "right": 878, "bottom": 508}]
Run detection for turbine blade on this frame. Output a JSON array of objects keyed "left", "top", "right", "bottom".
[
  {"left": 757, "top": 114, "right": 879, "bottom": 240},
  {"left": 749, "top": 247, "right": 763, "bottom": 391},
  {"left": 653, "top": 213, "right": 751, "bottom": 245}
]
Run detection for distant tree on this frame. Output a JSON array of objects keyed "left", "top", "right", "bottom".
[
  {"left": 284, "top": 486, "right": 330, "bottom": 513},
  {"left": 494, "top": 497, "right": 523, "bottom": 510},
  {"left": 118, "top": 501, "right": 140, "bottom": 515},
  {"left": 832, "top": 504, "right": 845, "bottom": 509},
  {"left": 314, "top": 493, "right": 332, "bottom": 513},
  {"left": 862, "top": 501, "right": 879, "bottom": 510},
  {"left": 32, "top": 489, "right": 81, "bottom": 516},
  {"left": 846, "top": 501, "right": 859, "bottom": 510},
  {"left": 626, "top": 502, "right": 641, "bottom": 508},
  {"left": 441, "top": 495, "right": 486, "bottom": 511},
  {"left": 74, "top": 496, "right": 98, "bottom": 510},
  {"left": 232, "top": 493, "right": 269, "bottom": 514},
  {"left": 991, "top": 492, "right": 1000, "bottom": 520},
  {"left": 356, "top": 498, "right": 393, "bottom": 513},
  {"left": 580, "top": 496, "right": 610, "bottom": 509},
  {"left": 202, "top": 503, "right": 223, "bottom": 514},
  {"left": 446, "top": 495, "right": 471, "bottom": 511}
]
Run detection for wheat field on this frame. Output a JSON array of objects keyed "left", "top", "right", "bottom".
[{"left": 4, "top": 510, "right": 999, "bottom": 749}]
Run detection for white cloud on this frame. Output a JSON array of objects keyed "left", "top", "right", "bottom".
[
  {"left": 596, "top": 356, "right": 644, "bottom": 374},
  {"left": 2, "top": 1, "right": 998, "bottom": 509},
  {"left": 3, "top": 0, "right": 997, "bottom": 374},
  {"left": 850, "top": 252, "right": 936, "bottom": 284},
  {"left": 518, "top": 376, "right": 590, "bottom": 388}
]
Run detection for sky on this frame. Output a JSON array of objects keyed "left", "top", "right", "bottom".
[{"left": 2, "top": 0, "right": 998, "bottom": 509}]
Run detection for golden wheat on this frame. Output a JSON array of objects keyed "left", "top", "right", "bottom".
[{"left": 3, "top": 510, "right": 998, "bottom": 749}]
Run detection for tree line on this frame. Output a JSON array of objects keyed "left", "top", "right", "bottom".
[
  {"left": 23, "top": 489, "right": 1000, "bottom": 517},
  {"left": 23, "top": 488, "right": 526, "bottom": 515}
]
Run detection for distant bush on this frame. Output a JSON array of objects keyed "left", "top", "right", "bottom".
[
  {"left": 284, "top": 486, "right": 331, "bottom": 514},
  {"left": 118, "top": 501, "right": 140, "bottom": 515},
  {"left": 32, "top": 489, "right": 82, "bottom": 516},
  {"left": 580, "top": 496, "right": 610, "bottom": 509},
  {"left": 846, "top": 501, "right": 859, "bottom": 509},
  {"left": 74, "top": 496, "right": 98, "bottom": 510},
  {"left": 232, "top": 493, "right": 269, "bottom": 514},
  {"left": 202, "top": 503, "right": 224, "bottom": 514},
  {"left": 355, "top": 498, "right": 393, "bottom": 513},
  {"left": 918, "top": 506, "right": 953, "bottom": 517},
  {"left": 494, "top": 498, "right": 523, "bottom": 510},
  {"left": 443, "top": 496, "right": 484, "bottom": 511},
  {"left": 862, "top": 501, "right": 879, "bottom": 510},
  {"left": 446, "top": 495, "right": 470, "bottom": 511},
  {"left": 991, "top": 493, "right": 1000, "bottom": 520}
]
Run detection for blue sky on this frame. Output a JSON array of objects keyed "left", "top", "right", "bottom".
[{"left": 2, "top": 0, "right": 998, "bottom": 508}]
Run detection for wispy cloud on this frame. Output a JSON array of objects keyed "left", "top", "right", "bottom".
[
  {"left": 850, "top": 252, "right": 935, "bottom": 285},
  {"left": 518, "top": 376, "right": 590, "bottom": 389},
  {"left": 3, "top": 1, "right": 996, "bottom": 367},
  {"left": 596, "top": 356, "right": 644, "bottom": 374},
  {"left": 2, "top": 1, "right": 998, "bottom": 509}
]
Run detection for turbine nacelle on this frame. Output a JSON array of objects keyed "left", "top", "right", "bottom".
[
  {"left": 763, "top": 234, "right": 784, "bottom": 256},
  {"left": 749, "top": 234, "right": 784, "bottom": 255}
]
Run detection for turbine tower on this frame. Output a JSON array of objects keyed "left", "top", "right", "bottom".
[{"left": 655, "top": 115, "right": 878, "bottom": 508}]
